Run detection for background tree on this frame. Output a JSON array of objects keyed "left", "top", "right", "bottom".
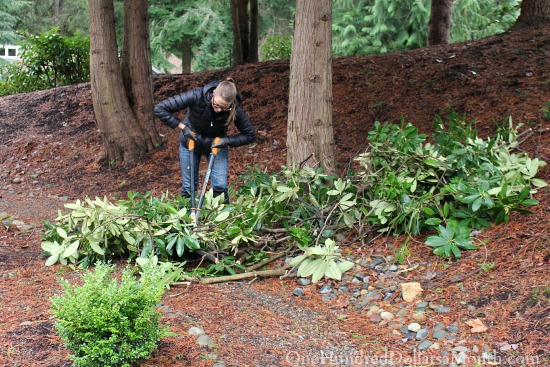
[
  {"left": 514, "top": 0, "right": 550, "bottom": 28},
  {"left": 20, "top": 0, "right": 92, "bottom": 36},
  {"left": 286, "top": 0, "right": 335, "bottom": 175},
  {"left": 428, "top": 0, "right": 453, "bottom": 45},
  {"left": 332, "top": 0, "right": 372, "bottom": 56},
  {"left": 149, "top": 0, "right": 228, "bottom": 73},
  {"left": 339, "top": 0, "right": 519, "bottom": 54},
  {"left": 121, "top": 0, "right": 160, "bottom": 147},
  {"left": 88, "top": 0, "right": 158, "bottom": 165},
  {"left": 0, "top": 0, "right": 30, "bottom": 44},
  {"left": 451, "top": 0, "right": 519, "bottom": 41},
  {"left": 363, "top": 0, "right": 430, "bottom": 52},
  {"left": 230, "top": 0, "right": 259, "bottom": 65}
]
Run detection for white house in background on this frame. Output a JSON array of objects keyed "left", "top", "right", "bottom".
[{"left": 0, "top": 45, "right": 21, "bottom": 63}]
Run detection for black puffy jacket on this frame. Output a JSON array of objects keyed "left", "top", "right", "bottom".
[{"left": 154, "top": 80, "right": 256, "bottom": 151}]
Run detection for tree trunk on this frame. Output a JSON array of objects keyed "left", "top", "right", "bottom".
[
  {"left": 237, "top": 0, "right": 250, "bottom": 63},
  {"left": 89, "top": 0, "right": 157, "bottom": 166},
  {"left": 230, "top": 0, "right": 243, "bottom": 65},
  {"left": 513, "top": 0, "right": 550, "bottom": 29},
  {"left": 286, "top": 0, "right": 336, "bottom": 175},
  {"left": 122, "top": 0, "right": 161, "bottom": 151},
  {"left": 181, "top": 37, "right": 192, "bottom": 73},
  {"left": 427, "top": 0, "right": 453, "bottom": 46},
  {"left": 54, "top": 0, "right": 60, "bottom": 22},
  {"left": 249, "top": 0, "right": 259, "bottom": 63}
]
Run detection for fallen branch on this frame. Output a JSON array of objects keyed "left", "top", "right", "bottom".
[
  {"left": 171, "top": 264, "right": 292, "bottom": 285},
  {"left": 195, "top": 249, "right": 218, "bottom": 263},
  {"left": 246, "top": 251, "right": 288, "bottom": 272}
]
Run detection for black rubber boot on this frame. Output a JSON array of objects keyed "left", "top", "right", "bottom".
[{"left": 213, "top": 189, "right": 230, "bottom": 204}]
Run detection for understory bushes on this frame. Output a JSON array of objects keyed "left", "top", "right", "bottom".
[
  {"left": 50, "top": 262, "right": 169, "bottom": 367},
  {"left": 42, "top": 111, "right": 546, "bottom": 278},
  {"left": 0, "top": 28, "right": 89, "bottom": 96}
]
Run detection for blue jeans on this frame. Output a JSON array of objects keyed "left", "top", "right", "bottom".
[{"left": 179, "top": 144, "right": 229, "bottom": 203}]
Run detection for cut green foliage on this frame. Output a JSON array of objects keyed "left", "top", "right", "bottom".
[
  {"left": 395, "top": 235, "right": 411, "bottom": 264},
  {"left": 354, "top": 111, "right": 546, "bottom": 258},
  {"left": 50, "top": 262, "right": 168, "bottom": 367},
  {"left": 289, "top": 239, "right": 354, "bottom": 283},
  {"left": 41, "top": 112, "right": 546, "bottom": 279},
  {"left": 425, "top": 220, "right": 476, "bottom": 258}
]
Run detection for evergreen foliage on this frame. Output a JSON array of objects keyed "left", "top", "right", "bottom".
[
  {"left": 0, "top": 0, "right": 31, "bottom": 44},
  {"left": 0, "top": 27, "right": 89, "bottom": 96},
  {"left": 50, "top": 262, "right": 168, "bottom": 367}
]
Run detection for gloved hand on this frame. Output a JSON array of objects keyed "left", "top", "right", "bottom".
[
  {"left": 211, "top": 137, "right": 229, "bottom": 149},
  {"left": 181, "top": 125, "right": 195, "bottom": 146}
]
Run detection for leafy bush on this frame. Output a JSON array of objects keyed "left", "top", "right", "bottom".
[
  {"left": 260, "top": 35, "right": 292, "bottom": 61},
  {"left": 50, "top": 262, "right": 168, "bottom": 367},
  {"left": 354, "top": 112, "right": 546, "bottom": 257},
  {"left": 0, "top": 27, "right": 89, "bottom": 96},
  {"left": 289, "top": 238, "right": 354, "bottom": 283}
]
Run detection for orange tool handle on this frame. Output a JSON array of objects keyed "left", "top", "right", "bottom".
[
  {"left": 212, "top": 137, "right": 221, "bottom": 155},
  {"left": 188, "top": 137, "right": 195, "bottom": 150}
]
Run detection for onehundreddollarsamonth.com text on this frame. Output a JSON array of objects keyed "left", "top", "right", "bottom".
[{"left": 285, "top": 349, "right": 542, "bottom": 366}]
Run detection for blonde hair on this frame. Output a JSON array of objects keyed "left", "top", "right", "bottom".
[{"left": 214, "top": 77, "right": 238, "bottom": 125}]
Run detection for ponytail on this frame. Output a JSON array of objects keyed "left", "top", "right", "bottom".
[{"left": 214, "top": 77, "right": 238, "bottom": 125}]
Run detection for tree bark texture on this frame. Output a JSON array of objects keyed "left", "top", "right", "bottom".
[
  {"left": 427, "top": 0, "right": 453, "bottom": 46},
  {"left": 237, "top": 0, "right": 250, "bottom": 63},
  {"left": 286, "top": 0, "right": 336, "bottom": 175},
  {"left": 122, "top": 0, "right": 161, "bottom": 151},
  {"left": 181, "top": 37, "right": 192, "bottom": 73},
  {"left": 230, "top": 0, "right": 243, "bottom": 65},
  {"left": 249, "top": 0, "right": 259, "bottom": 63},
  {"left": 514, "top": 0, "right": 550, "bottom": 29},
  {"left": 89, "top": 0, "right": 156, "bottom": 165}
]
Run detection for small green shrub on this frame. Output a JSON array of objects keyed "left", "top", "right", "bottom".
[
  {"left": 260, "top": 35, "right": 292, "bottom": 61},
  {"left": 50, "top": 262, "right": 168, "bottom": 367},
  {"left": 0, "top": 27, "right": 89, "bottom": 96}
]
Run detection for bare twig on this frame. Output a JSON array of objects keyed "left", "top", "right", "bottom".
[{"left": 195, "top": 249, "right": 218, "bottom": 263}]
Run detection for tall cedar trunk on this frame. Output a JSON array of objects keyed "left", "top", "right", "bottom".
[
  {"left": 89, "top": 0, "right": 153, "bottom": 165},
  {"left": 286, "top": 0, "right": 336, "bottom": 175},
  {"left": 181, "top": 37, "right": 192, "bottom": 73},
  {"left": 237, "top": 0, "right": 250, "bottom": 63},
  {"left": 514, "top": 0, "right": 550, "bottom": 29},
  {"left": 230, "top": 0, "right": 243, "bottom": 65},
  {"left": 54, "top": 0, "right": 60, "bottom": 22},
  {"left": 427, "top": 0, "right": 453, "bottom": 46},
  {"left": 249, "top": 0, "right": 259, "bottom": 63},
  {"left": 121, "top": 0, "right": 161, "bottom": 151}
]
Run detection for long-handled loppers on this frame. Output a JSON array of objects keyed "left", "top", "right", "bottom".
[
  {"left": 194, "top": 137, "right": 221, "bottom": 226},
  {"left": 189, "top": 137, "right": 221, "bottom": 226},
  {"left": 188, "top": 137, "right": 197, "bottom": 223}
]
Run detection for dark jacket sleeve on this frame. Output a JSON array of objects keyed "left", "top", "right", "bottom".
[
  {"left": 226, "top": 108, "right": 256, "bottom": 147},
  {"left": 153, "top": 89, "right": 197, "bottom": 129}
]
